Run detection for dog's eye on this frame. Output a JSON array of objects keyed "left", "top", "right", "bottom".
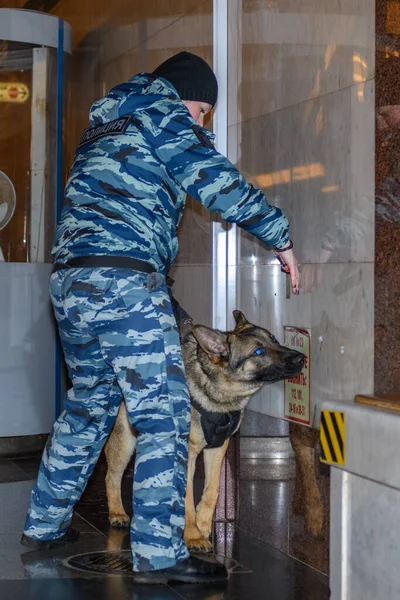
[
  {"left": 270, "top": 335, "right": 279, "bottom": 344},
  {"left": 254, "top": 347, "right": 265, "bottom": 356}
]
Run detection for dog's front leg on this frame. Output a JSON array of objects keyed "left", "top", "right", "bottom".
[
  {"left": 105, "top": 402, "right": 137, "bottom": 528},
  {"left": 195, "top": 439, "right": 229, "bottom": 542},
  {"left": 183, "top": 440, "right": 212, "bottom": 552}
]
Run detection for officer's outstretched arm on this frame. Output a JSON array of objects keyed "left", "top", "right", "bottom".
[{"left": 143, "top": 102, "right": 290, "bottom": 251}]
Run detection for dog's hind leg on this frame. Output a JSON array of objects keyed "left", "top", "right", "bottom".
[
  {"left": 292, "top": 449, "right": 305, "bottom": 516},
  {"left": 289, "top": 422, "right": 324, "bottom": 537},
  {"left": 105, "top": 402, "right": 137, "bottom": 528},
  {"left": 183, "top": 441, "right": 213, "bottom": 552},
  {"left": 195, "top": 439, "right": 229, "bottom": 543}
]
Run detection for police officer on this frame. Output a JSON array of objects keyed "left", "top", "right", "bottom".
[{"left": 21, "top": 52, "right": 299, "bottom": 584}]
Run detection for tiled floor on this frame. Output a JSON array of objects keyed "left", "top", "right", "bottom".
[{"left": 0, "top": 450, "right": 330, "bottom": 600}]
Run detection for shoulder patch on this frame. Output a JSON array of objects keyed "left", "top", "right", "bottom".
[
  {"left": 77, "top": 115, "right": 132, "bottom": 149},
  {"left": 191, "top": 124, "right": 215, "bottom": 150}
]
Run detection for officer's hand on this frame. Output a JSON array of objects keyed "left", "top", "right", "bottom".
[{"left": 274, "top": 244, "right": 299, "bottom": 295}]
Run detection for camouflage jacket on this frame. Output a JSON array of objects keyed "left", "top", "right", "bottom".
[{"left": 53, "top": 74, "right": 290, "bottom": 272}]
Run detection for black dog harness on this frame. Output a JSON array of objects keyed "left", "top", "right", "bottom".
[{"left": 191, "top": 399, "right": 242, "bottom": 449}]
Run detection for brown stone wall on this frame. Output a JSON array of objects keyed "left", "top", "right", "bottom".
[{"left": 375, "top": 0, "right": 400, "bottom": 393}]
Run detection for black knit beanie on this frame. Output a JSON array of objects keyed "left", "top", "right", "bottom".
[{"left": 153, "top": 51, "right": 218, "bottom": 107}]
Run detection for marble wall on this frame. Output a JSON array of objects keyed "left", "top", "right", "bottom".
[
  {"left": 224, "top": 1, "right": 375, "bottom": 575},
  {"left": 226, "top": 0, "right": 375, "bottom": 424}
]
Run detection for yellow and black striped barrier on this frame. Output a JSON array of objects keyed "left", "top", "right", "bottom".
[{"left": 320, "top": 410, "right": 345, "bottom": 465}]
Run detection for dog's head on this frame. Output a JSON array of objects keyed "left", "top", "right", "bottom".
[{"left": 191, "top": 310, "right": 305, "bottom": 389}]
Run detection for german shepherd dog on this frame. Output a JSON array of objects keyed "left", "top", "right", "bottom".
[{"left": 104, "top": 310, "right": 305, "bottom": 552}]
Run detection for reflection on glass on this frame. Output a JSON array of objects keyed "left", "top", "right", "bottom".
[
  {"left": 0, "top": 43, "right": 32, "bottom": 262},
  {"left": 255, "top": 162, "right": 325, "bottom": 189},
  {"left": 0, "top": 41, "right": 64, "bottom": 263}
]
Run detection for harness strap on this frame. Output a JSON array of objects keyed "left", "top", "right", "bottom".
[{"left": 191, "top": 398, "right": 242, "bottom": 449}]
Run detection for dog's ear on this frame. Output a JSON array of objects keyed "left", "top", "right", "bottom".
[
  {"left": 192, "top": 326, "right": 229, "bottom": 361},
  {"left": 233, "top": 310, "right": 249, "bottom": 329}
]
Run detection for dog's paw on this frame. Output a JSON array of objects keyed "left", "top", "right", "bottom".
[
  {"left": 184, "top": 526, "right": 213, "bottom": 553},
  {"left": 185, "top": 536, "right": 213, "bottom": 553},
  {"left": 109, "top": 513, "right": 130, "bottom": 528}
]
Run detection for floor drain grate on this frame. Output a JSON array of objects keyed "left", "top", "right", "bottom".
[
  {"left": 66, "top": 550, "right": 134, "bottom": 576},
  {"left": 65, "top": 550, "right": 252, "bottom": 577}
]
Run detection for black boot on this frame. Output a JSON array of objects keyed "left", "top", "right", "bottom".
[
  {"left": 20, "top": 527, "right": 80, "bottom": 551},
  {"left": 133, "top": 555, "right": 228, "bottom": 584}
]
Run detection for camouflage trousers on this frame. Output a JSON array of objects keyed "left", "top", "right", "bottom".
[{"left": 23, "top": 267, "right": 191, "bottom": 571}]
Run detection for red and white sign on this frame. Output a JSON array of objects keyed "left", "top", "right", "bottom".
[
  {"left": 284, "top": 326, "right": 311, "bottom": 426},
  {"left": 0, "top": 83, "right": 29, "bottom": 104}
]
